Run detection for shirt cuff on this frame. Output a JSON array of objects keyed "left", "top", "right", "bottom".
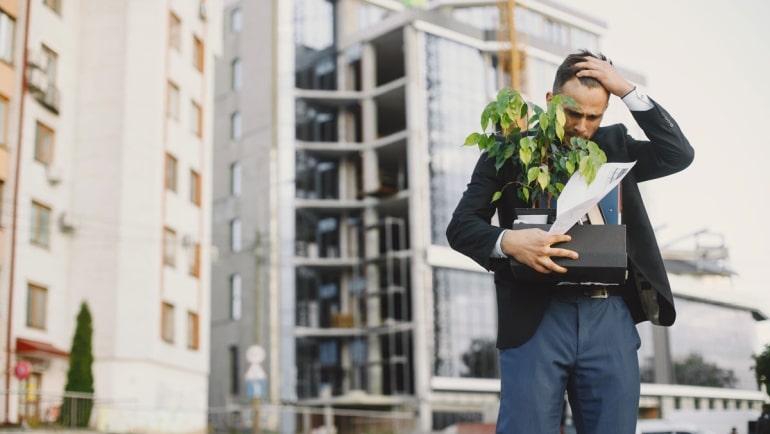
[
  {"left": 622, "top": 87, "right": 653, "bottom": 111},
  {"left": 491, "top": 230, "right": 507, "bottom": 258}
]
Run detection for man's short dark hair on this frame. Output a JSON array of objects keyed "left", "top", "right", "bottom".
[{"left": 552, "top": 49, "right": 612, "bottom": 93}]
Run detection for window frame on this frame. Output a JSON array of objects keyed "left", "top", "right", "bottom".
[
  {"left": 230, "top": 274, "right": 242, "bottom": 320},
  {"left": 193, "top": 35, "right": 204, "bottom": 72},
  {"left": 165, "top": 153, "right": 178, "bottom": 192},
  {"left": 167, "top": 81, "right": 180, "bottom": 120},
  {"left": 231, "top": 58, "right": 242, "bottom": 91},
  {"left": 230, "top": 8, "right": 242, "bottom": 33},
  {"left": 0, "top": 96, "right": 9, "bottom": 147},
  {"left": 190, "top": 169, "right": 201, "bottom": 206},
  {"left": 163, "top": 226, "right": 177, "bottom": 267},
  {"left": 161, "top": 302, "right": 175, "bottom": 343},
  {"left": 190, "top": 100, "right": 202, "bottom": 137},
  {"left": 169, "top": 12, "right": 181, "bottom": 51},
  {"left": 34, "top": 121, "right": 55, "bottom": 165},
  {"left": 26, "top": 283, "right": 48, "bottom": 330},
  {"left": 0, "top": 10, "right": 15, "bottom": 64},
  {"left": 30, "top": 200, "right": 51, "bottom": 247},
  {"left": 187, "top": 311, "right": 200, "bottom": 350},
  {"left": 230, "top": 111, "right": 242, "bottom": 140},
  {"left": 43, "top": 0, "right": 62, "bottom": 14},
  {"left": 189, "top": 242, "right": 201, "bottom": 278},
  {"left": 230, "top": 162, "right": 242, "bottom": 196},
  {"left": 230, "top": 218, "right": 241, "bottom": 252}
]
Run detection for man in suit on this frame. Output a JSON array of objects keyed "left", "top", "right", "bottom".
[{"left": 446, "top": 50, "right": 693, "bottom": 433}]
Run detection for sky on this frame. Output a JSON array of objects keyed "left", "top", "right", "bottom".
[{"left": 555, "top": 0, "right": 770, "bottom": 342}]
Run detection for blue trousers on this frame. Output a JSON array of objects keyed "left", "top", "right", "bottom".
[{"left": 496, "top": 294, "right": 641, "bottom": 434}]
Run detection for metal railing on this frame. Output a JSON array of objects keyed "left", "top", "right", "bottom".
[{"left": 2, "top": 390, "right": 420, "bottom": 434}]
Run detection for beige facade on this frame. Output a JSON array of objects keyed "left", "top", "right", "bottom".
[{"left": 0, "top": 1, "right": 220, "bottom": 432}]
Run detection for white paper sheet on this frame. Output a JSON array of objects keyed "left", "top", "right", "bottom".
[{"left": 548, "top": 161, "right": 636, "bottom": 235}]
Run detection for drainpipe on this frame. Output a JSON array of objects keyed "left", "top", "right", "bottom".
[{"left": 4, "top": 0, "right": 32, "bottom": 424}]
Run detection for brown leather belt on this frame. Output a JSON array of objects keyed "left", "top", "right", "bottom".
[{"left": 550, "top": 285, "right": 621, "bottom": 299}]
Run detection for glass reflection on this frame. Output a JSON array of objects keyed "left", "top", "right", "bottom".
[{"left": 434, "top": 268, "right": 498, "bottom": 378}]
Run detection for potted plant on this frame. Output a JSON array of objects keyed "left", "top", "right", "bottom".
[
  {"left": 464, "top": 87, "right": 627, "bottom": 284},
  {"left": 463, "top": 87, "right": 607, "bottom": 206}
]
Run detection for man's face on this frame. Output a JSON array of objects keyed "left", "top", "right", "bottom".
[{"left": 546, "top": 77, "right": 609, "bottom": 143}]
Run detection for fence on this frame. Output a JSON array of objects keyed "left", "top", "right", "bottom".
[
  {"left": 1, "top": 390, "right": 420, "bottom": 434},
  {"left": 207, "top": 402, "right": 417, "bottom": 434},
  {"left": 1, "top": 390, "right": 95, "bottom": 429}
]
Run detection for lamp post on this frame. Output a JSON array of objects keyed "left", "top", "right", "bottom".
[{"left": 245, "top": 345, "right": 266, "bottom": 434}]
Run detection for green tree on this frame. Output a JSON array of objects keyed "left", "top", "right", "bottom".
[
  {"left": 674, "top": 352, "right": 736, "bottom": 388},
  {"left": 753, "top": 344, "right": 770, "bottom": 396},
  {"left": 59, "top": 302, "right": 94, "bottom": 427}
]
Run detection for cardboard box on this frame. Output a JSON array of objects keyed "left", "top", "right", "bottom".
[{"left": 508, "top": 223, "right": 627, "bottom": 284}]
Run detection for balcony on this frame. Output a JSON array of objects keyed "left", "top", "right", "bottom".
[{"left": 27, "top": 62, "right": 60, "bottom": 114}]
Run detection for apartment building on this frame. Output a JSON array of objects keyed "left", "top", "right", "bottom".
[
  {"left": 0, "top": 1, "right": 221, "bottom": 432},
  {"left": 209, "top": 1, "right": 766, "bottom": 433}
]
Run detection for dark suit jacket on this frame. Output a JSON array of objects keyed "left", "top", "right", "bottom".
[{"left": 446, "top": 100, "right": 694, "bottom": 349}]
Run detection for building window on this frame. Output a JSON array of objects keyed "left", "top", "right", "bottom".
[
  {"left": 187, "top": 311, "right": 199, "bottom": 350},
  {"left": 161, "top": 302, "right": 175, "bottom": 343},
  {"left": 189, "top": 243, "right": 201, "bottom": 278},
  {"left": 190, "top": 169, "right": 201, "bottom": 206},
  {"left": 231, "top": 58, "right": 242, "bottom": 90},
  {"left": 230, "top": 162, "right": 242, "bottom": 196},
  {"left": 165, "top": 153, "right": 177, "bottom": 192},
  {"left": 30, "top": 201, "right": 51, "bottom": 247},
  {"left": 230, "top": 274, "right": 242, "bottom": 320},
  {"left": 0, "top": 96, "right": 8, "bottom": 146},
  {"left": 230, "top": 8, "right": 242, "bottom": 33},
  {"left": 42, "top": 44, "right": 58, "bottom": 81},
  {"left": 230, "top": 112, "right": 241, "bottom": 140},
  {"left": 0, "top": 11, "right": 14, "bottom": 64},
  {"left": 0, "top": 180, "right": 4, "bottom": 226},
  {"left": 230, "top": 218, "right": 241, "bottom": 252},
  {"left": 167, "top": 81, "right": 180, "bottom": 120},
  {"left": 193, "top": 35, "right": 204, "bottom": 72},
  {"left": 190, "top": 100, "right": 202, "bottom": 137},
  {"left": 163, "top": 226, "right": 176, "bottom": 267},
  {"left": 43, "top": 0, "right": 62, "bottom": 14},
  {"left": 34, "top": 121, "right": 55, "bottom": 165},
  {"left": 26, "top": 283, "right": 47, "bottom": 329},
  {"left": 169, "top": 12, "right": 181, "bottom": 51},
  {"left": 229, "top": 345, "right": 240, "bottom": 395}
]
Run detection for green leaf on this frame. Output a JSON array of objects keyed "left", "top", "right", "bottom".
[
  {"left": 521, "top": 187, "right": 530, "bottom": 202},
  {"left": 527, "top": 166, "right": 540, "bottom": 183},
  {"left": 519, "top": 147, "right": 532, "bottom": 165},
  {"left": 464, "top": 132, "right": 481, "bottom": 147},
  {"left": 556, "top": 106, "right": 566, "bottom": 127},
  {"left": 539, "top": 112, "right": 549, "bottom": 133},
  {"left": 537, "top": 165, "right": 550, "bottom": 190},
  {"left": 481, "top": 102, "right": 495, "bottom": 131},
  {"left": 491, "top": 191, "right": 503, "bottom": 203},
  {"left": 555, "top": 123, "right": 565, "bottom": 142}
]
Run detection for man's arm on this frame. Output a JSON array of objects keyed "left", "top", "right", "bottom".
[
  {"left": 576, "top": 56, "right": 694, "bottom": 180},
  {"left": 446, "top": 153, "right": 577, "bottom": 273}
]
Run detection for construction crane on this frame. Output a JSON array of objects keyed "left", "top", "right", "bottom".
[{"left": 497, "top": 0, "right": 524, "bottom": 91}]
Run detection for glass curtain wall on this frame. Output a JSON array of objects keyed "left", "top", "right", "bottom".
[{"left": 425, "top": 30, "right": 500, "bottom": 381}]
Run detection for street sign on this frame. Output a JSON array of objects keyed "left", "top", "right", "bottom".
[
  {"left": 244, "top": 345, "right": 266, "bottom": 398},
  {"left": 13, "top": 360, "right": 31, "bottom": 380}
]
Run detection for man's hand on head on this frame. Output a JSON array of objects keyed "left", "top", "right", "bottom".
[
  {"left": 574, "top": 56, "right": 635, "bottom": 98},
  {"left": 501, "top": 228, "right": 579, "bottom": 274}
]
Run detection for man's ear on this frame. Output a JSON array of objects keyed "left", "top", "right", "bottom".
[{"left": 546, "top": 91, "right": 553, "bottom": 103}]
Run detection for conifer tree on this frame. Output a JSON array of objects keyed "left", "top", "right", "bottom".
[{"left": 59, "top": 301, "right": 94, "bottom": 427}]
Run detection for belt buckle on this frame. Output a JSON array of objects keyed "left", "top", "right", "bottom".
[{"left": 586, "top": 287, "right": 609, "bottom": 299}]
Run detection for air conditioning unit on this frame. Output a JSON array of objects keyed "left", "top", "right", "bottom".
[
  {"left": 59, "top": 212, "right": 76, "bottom": 233},
  {"left": 46, "top": 165, "right": 62, "bottom": 185}
]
